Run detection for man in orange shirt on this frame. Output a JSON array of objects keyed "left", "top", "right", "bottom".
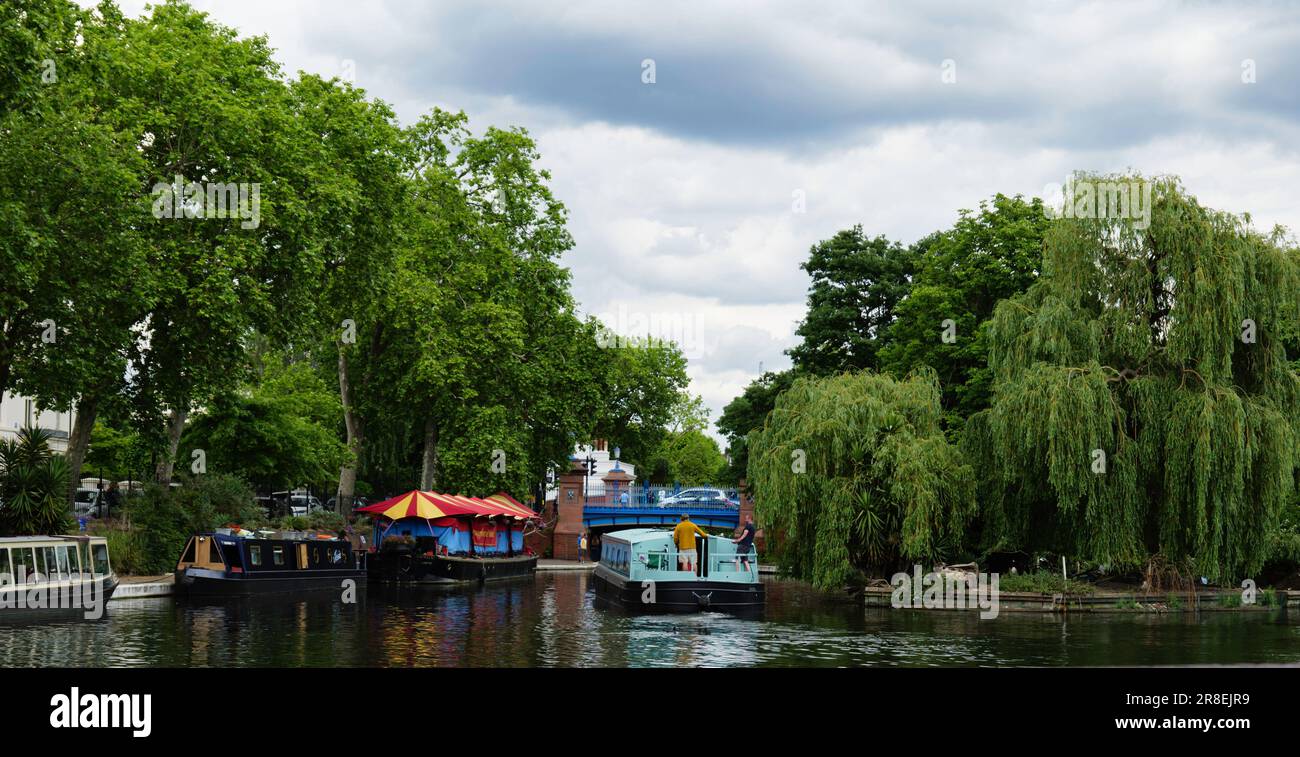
[{"left": 672, "top": 514, "right": 707, "bottom": 572}]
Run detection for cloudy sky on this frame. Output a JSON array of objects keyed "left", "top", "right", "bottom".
[{"left": 89, "top": 0, "right": 1300, "bottom": 444}]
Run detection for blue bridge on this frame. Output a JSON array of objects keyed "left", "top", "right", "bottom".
[{"left": 580, "top": 486, "right": 741, "bottom": 530}]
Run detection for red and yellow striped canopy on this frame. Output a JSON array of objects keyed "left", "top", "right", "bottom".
[{"left": 356, "top": 490, "right": 538, "bottom": 521}]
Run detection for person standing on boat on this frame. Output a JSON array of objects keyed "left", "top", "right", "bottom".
[
  {"left": 673, "top": 514, "right": 707, "bottom": 572},
  {"left": 732, "top": 516, "right": 756, "bottom": 575}
]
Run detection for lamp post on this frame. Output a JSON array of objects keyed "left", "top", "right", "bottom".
[{"left": 582, "top": 454, "right": 596, "bottom": 502}]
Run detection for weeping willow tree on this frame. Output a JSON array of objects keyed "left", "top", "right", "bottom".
[
  {"left": 748, "top": 369, "right": 975, "bottom": 589},
  {"left": 965, "top": 174, "right": 1300, "bottom": 581}
]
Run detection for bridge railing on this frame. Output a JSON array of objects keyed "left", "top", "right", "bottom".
[{"left": 583, "top": 483, "right": 740, "bottom": 510}]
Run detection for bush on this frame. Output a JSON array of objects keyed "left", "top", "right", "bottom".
[
  {"left": 0, "top": 428, "right": 73, "bottom": 536},
  {"left": 1217, "top": 592, "right": 1242, "bottom": 608},
  {"left": 120, "top": 474, "right": 258, "bottom": 574},
  {"left": 104, "top": 529, "right": 145, "bottom": 576},
  {"left": 305, "top": 509, "right": 344, "bottom": 532},
  {"left": 997, "top": 571, "right": 1095, "bottom": 595}
]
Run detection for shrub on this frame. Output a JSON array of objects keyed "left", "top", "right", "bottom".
[
  {"left": 1217, "top": 592, "right": 1242, "bottom": 608},
  {"left": 120, "top": 474, "right": 257, "bottom": 574},
  {"left": 0, "top": 428, "right": 73, "bottom": 536},
  {"left": 997, "top": 571, "right": 1095, "bottom": 595}
]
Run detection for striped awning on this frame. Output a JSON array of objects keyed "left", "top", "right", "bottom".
[{"left": 356, "top": 490, "right": 539, "bottom": 521}]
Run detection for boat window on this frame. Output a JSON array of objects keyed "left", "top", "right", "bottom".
[
  {"left": 91, "top": 543, "right": 110, "bottom": 575},
  {"left": 180, "top": 539, "right": 196, "bottom": 564},
  {"left": 0, "top": 547, "right": 10, "bottom": 583},
  {"left": 10, "top": 548, "right": 33, "bottom": 583},
  {"left": 272, "top": 546, "right": 285, "bottom": 566},
  {"left": 54, "top": 546, "right": 72, "bottom": 580},
  {"left": 249, "top": 545, "right": 263, "bottom": 567},
  {"left": 209, "top": 541, "right": 222, "bottom": 564},
  {"left": 32, "top": 546, "right": 49, "bottom": 583}
]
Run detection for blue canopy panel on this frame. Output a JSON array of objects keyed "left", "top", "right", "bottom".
[{"left": 376, "top": 516, "right": 523, "bottom": 555}]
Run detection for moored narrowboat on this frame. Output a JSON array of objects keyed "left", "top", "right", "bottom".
[
  {"left": 0, "top": 535, "right": 117, "bottom": 620},
  {"left": 592, "top": 528, "right": 765, "bottom": 614},
  {"left": 174, "top": 532, "right": 366, "bottom": 596},
  {"left": 360, "top": 490, "right": 540, "bottom": 585}
]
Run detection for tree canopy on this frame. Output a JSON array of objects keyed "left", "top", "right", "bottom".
[
  {"left": 748, "top": 370, "right": 975, "bottom": 589},
  {"left": 966, "top": 175, "right": 1300, "bottom": 581}
]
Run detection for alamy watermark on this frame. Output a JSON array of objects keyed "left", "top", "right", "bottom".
[
  {"left": 151, "top": 175, "right": 261, "bottom": 230},
  {"left": 595, "top": 303, "right": 707, "bottom": 354},
  {"left": 890, "top": 564, "right": 1001, "bottom": 619},
  {"left": 0, "top": 571, "right": 107, "bottom": 620},
  {"left": 1042, "top": 176, "right": 1152, "bottom": 230}
]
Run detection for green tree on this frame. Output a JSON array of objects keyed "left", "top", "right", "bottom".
[
  {"left": 0, "top": 0, "right": 79, "bottom": 115},
  {"left": 180, "top": 359, "right": 347, "bottom": 492},
  {"left": 966, "top": 175, "right": 1300, "bottom": 581},
  {"left": 748, "top": 370, "right": 975, "bottom": 589},
  {"left": 89, "top": 1, "right": 323, "bottom": 484},
  {"left": 594, "top": 341, "right": 691, "bottom": 471},
  {"left": 655, "top": 429, "right": 728, "bottom": 485},
  {"left": 284, "top": 73, "right": 406, "bottom": 511},
  {"left": 788, "top": 228, "right": 915, "bottom": 375},
  {"left": 717, "top": 369, "right": 799, "bottom": 483},
  {"left": 0, "top": 3, "right": 151, "bottom": 501},
  {"left": 880, "top": 194, "right": 1048, "bottom": 430}
]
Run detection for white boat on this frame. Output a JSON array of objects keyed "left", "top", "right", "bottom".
[{"left": 0, "top": 535, "right": 117, "bottom": 620}]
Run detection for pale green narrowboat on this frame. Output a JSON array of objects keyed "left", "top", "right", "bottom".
[{"left": 592, "top": 528, "right": 764, "bottom": 614}]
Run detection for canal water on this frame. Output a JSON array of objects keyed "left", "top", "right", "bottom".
[{"left": 2, "top": 572, "right": 1298, "bottom": 667}]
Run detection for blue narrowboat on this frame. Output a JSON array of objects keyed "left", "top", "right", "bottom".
[
  {"left": 592, "top": 528, "right": 764, "bottom": 614},
  {"left": 174, "top": 532, "right": 366, "bottom": 596}
]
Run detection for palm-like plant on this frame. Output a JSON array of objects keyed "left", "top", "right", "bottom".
[{"left": 0, "top": 427, "right": 73, "bottom": 536}]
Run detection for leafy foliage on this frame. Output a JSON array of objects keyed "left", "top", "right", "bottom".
[
  {"left": 788, "top": 228, "right": 914, "bottom": 375},
  {"left": 970, "top": 175, "right": 1300, "bottom": 581},
  {"left": 879, "top": 194, "right": 1048, "bottom": 429},
  {"left": 748, "top": 370, "right": 975, "bottom": 589},
  {"left": 0, "top": 427, "right": 72, "bottom": 535}
]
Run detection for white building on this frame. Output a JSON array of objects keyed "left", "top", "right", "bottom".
[
  {"left": 546, "top": 439, "right": 636, "bottom": 500},
  {"left": 0, "top": 392, "right": 75, "bottom": 453}
]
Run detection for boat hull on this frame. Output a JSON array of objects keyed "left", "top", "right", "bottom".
[
  {"left": 591, "top": 563, "right": 764, "bottom": 615},
  {"left": 173, "top": 567, "right": 365, "bottom": 597},
  {"left": 367, "top": 551, "right": 537, "bottom": 584},
  {"left": 0, "top": 576, "right": 118, "bottom": 622}
]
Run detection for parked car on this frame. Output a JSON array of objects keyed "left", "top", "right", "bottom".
[
  {"left": 659, "top": 487, "right": 736, "bottom": 508},
  {"left": 270, "top": 491, "right": 326, "bottom": 518},
  {"left": 73, "top": 487, "right": 106, "bottom": 518},
  {"left": 325, "top": 495, "right": 370, "bottom": 512}
]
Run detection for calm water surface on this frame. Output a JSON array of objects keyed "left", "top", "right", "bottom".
[{"left": 2, "top": 572, "right": 1298, "bottom": 667}]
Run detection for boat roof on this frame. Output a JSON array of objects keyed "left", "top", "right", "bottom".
[
  {"left": 0, "top": 535, "right": 103, "bottom": 544},
  {"left": 603, "top": 528, "right": 676, "bottom": 544}
]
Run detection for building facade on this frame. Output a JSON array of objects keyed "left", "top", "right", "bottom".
[{"left": 0, "top": 392, "right": 75, "bottom": 454}]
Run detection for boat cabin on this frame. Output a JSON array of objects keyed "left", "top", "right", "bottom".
[
  {"left": 598, "top": 528, "right": 758, "bottom": 583},
  {"left": 0, "top": 535, "right": 113, "bottom": 586},
  {"left": 177, "top": 533, "right": 362, "bottom": 576}
]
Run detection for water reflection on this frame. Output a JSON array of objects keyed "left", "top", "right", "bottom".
[{"left": 0, "top": 573, "right": 1296, "bottom": 667}]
